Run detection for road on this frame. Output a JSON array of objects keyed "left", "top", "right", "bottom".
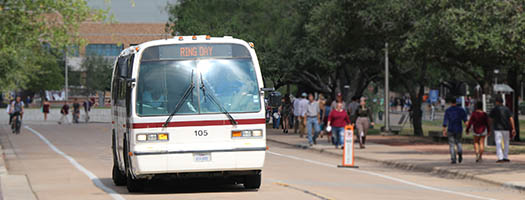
[{"left": 0, "top": 123, "right": 523, "bottom": 200}]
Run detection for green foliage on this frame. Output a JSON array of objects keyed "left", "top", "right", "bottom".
[
  {"left": 0, "top": 0, "right": 107, "bottom": 92},
  {"left": 83, "top": 55, "right": 113, "bottom": 93}
]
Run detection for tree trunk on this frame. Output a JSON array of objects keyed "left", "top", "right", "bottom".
[
  {"left": 409, "top": 85, "right": 425, "bottom": 136},
  {"left": 509, "top": 66, "right": 520, "bottom": 141}
]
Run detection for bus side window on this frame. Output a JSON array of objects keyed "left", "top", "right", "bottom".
[
  {"left": 112, "top": 60, "right": 120, "bottom": 106},
  {"left": 116, "top": 56, "right": 129, "bottom": 106}
]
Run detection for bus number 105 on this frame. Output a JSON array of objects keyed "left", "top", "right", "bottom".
[{"left": 195, "top": 130, "right": 208, "bottom": 136}]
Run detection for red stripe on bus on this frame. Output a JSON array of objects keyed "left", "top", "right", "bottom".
[{"left": 132, "top": 118, "right": 266, "bottom": 129}]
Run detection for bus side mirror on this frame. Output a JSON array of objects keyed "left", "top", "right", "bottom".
[{"left": 119, "top": 65, "right": 128, "bottom": 78}]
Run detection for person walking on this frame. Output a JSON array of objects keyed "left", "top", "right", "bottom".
[
  {"left": 58, "top": 102, "right": 70, "bottom": 124},
  {"left": 320, "top": 96, "right": 332, "bottom": 142},
  {"left": 42, "top": 98, "right": 50, "bottom": 121},
  {"left": 330, "top": 93, "right": 346, "bottom": 113},
  {"left": 442, "top": 97, "right": 467, "bottom": 164},
  {"left": 280, "top": 95, "right": 292, "bottom": 133},
  {"left": 489, "top": 96, "right": 517, "bottom": 163},
  {"left": 72, "top": 98, "right": 80, "bottom": 123},
  {"left": 298, "top": 93, "right": 309, "bottom": 138},
  {"left": 355, "top": 97, "right": 374, "bottom": 148},
  {"left": 293, "top": 93, "right": 304, "bottom": 134},
  {"left": 327, "top": 102, "right": 350, "bottom": 149},
  {"left": 348, "top": 96, "right": 360, "bottom": 124},
  {"left": 83, "top": 98, "right": 93, "bottom": 123},
  {"left": 466, "top": 102, "right": 490, "bottom": 162},
  {"left": 305, "top": 93, "right": 321, "bottom": 146}
]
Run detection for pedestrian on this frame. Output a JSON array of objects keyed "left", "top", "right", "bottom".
[
  {"left": 25, "top": 96, "right": 31, "bottom": 108},
  {"left": 440, "top": 97, "right": 446, "bottom": 111},
  {"left": 320, "top": 96, "right": 332, "bottom": 142},
  {"left": 442, "top": 97, "right": 467, "bottom": 164},
  {"left": 489, "top": 96, "right": 517, "bottom": 163},
  {"left": 466, "top": 102, "right": 490, "bottom": 162},
  {"left": 330, "top": 93, "right": 346, "bottom": 113},
  {"left": 355, "top": 97, "right": 374, "bottom": 149},
  {"left": 378, "top": 98, "right": 384, "bottom": 121},
  {"left": 348, "top": 96, "right": 360, "bottom": 124},
  {"left": 272, "top": 106, "right": 280, "bottom": 129},
  {"left": 42, "top": 98, "right": 50, "bottom": 121},
  {"left": 279, "top": 95, "right": 292, "bottom": 133},
  {"left": 298, "top": 93, "right": 309, "bottom": 138},
  {"left": 327, "top": 102, "right": 350, "bottom": 149},
  {"left": 72, "top": 98, "right": 80, "bottom": 123},
  {"left": 293, "top": 93, "right": 303, "bottom": 134},
  {"left": 58, "top": 102, "right": 70, "bottom": 125},
  {"left": 305, "top": 93, "right": 321, "bottom": 146},
  {"left": 83, "top": 98, "right": 93, "bottom": 123}
]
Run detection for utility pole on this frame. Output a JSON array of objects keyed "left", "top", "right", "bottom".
[
  {"left": 384, "top": 42, "right": 390, "bottom": 133},
  {"left": 65, "top": 51, "right": 69, "bottom": 101}
]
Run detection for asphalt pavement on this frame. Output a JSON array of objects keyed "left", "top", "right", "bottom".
[{"left": 0, "top": 123, "right": 523, "bottom": 199}]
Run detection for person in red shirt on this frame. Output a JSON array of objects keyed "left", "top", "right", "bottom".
[
  {"left": 327, "top": 102, "right": 350, "bottom": 149},
  {"left": 466, "top": 102, "right": 490, "bottom": 162}
]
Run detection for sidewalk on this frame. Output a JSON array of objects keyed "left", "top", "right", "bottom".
[{"left": 266, "top": 128, "right": 525, "bottom": 192}]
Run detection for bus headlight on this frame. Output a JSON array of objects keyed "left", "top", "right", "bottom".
[
  {"left": 136, "top": 133, "right": 169, "bottom": 142},
  {"left": 137, "top": 134, "right": 147, "bottom": 141},
  {"left": 232, "top": 130, "right": 263, "bottom": 138}
]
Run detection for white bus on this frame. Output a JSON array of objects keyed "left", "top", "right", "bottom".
[{"left": 111, "top": 35, "right": 268, "bottom": 192}]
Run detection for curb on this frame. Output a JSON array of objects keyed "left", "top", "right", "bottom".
[{"left": 267, "top": 137, "right": 525, "bottom": 192}]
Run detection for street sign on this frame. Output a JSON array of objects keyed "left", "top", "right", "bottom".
[{"left": 338, "top": 125, "right": 358, "bottom": 168}]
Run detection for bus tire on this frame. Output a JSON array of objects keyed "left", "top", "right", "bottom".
[
  {"left": 112, "top": 165, "right": 126, "bottom": 186},
  {"left": 126, "top": 172, "right": 144, "bottom": 193},
  {"left": 243, "top": 174, "right": 261, "bottom": 190},
  {"left": 112, "top": 131, "right": 127, "bottom": 186}
]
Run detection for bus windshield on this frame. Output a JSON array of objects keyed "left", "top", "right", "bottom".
[{"left": 136, "top": 45, "right": 260, "bottom": 116}]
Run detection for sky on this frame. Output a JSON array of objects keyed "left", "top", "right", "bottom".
[{"left": 86, "top": 0, "right": 178, "bottom": 23}]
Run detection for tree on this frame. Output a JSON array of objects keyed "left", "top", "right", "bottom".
[
  {"left": 83, "top": 55, "right": 113, "bottom": 95},
  {"left": 0, "top": 0, "right": 107, "bottom": 92}
]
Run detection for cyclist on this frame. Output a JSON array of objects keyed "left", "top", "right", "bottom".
[{"left": 10, "top": 96, "right": 24, "bottom": 134}]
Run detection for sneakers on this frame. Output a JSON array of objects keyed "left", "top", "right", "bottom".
[
  {"left": 458, "top": 153, "right": 463, "bottom": 163},
  {"left": 503, "top": 159, "right": 510, "bottom": 162}
]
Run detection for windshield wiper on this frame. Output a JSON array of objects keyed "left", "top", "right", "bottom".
[
  {"left": 199, "top": 72, "right": 238, "bottom": 126},
  {"left": 163, "top": 70, "right": 194, "bottom": 127}
]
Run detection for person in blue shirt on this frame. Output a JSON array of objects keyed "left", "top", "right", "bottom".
[{"left": 442, "top": 97, "right": 468, "bottom": 164}]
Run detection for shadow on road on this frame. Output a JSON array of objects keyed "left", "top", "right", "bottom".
[{"left": 98, "top": 177, "right": 258, "bottom": 195}]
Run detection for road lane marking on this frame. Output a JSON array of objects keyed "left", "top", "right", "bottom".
[
  {"left": 267, "top": 151, "right": 496, "bottom": 200},
  {"left": 273, "top": 182, "right": 334, "bottom": 200},
  {"left": 25, "top": 126, "right": 126, "bottom": 200}
]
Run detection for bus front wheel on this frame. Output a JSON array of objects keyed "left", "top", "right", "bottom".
[
  {"left": 126, "top": 173, "right": 144, "bottom": 193},
  {"left": 243, "top": 174, "right": 261, "bottom": 190},
  {"left": 112, "top": 165, "right": 126, "bottom": 186}
]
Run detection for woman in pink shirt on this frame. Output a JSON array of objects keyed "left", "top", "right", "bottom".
[{"left": 327, "top": 102, "right": 350, "bottom": 149}]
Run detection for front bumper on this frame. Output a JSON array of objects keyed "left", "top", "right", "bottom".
[{"left": 130, "top": 148, "right": 266, "bottom": 177}]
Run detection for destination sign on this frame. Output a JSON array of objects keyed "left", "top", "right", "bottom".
[{"left": 141, "top": 43, "right": 251, "bottom": 61}]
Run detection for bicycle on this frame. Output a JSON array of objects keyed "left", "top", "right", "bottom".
[{"left": 11, "top": 112, "right": 22, "bottom": 134}]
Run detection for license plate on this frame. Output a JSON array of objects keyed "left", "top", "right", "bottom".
[{"left": 193, "top": 153, "right": 211, "bottom": 162}]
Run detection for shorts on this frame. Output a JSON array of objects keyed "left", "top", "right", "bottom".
[{"left": 473, "top": 130, "right": 487, "bottom": 137}]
